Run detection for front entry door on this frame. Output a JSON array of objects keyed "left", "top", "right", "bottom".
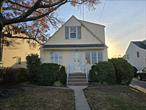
[{"left": 72, "top": 52, "right": 82, "bottom": 73}]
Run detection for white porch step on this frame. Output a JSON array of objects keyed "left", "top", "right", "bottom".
[
  {"left": 68, "top": 82, "right": 88, "bottom": 86},
  {"left": 67, "top": 73, "right": 88, "bottom": 86}
]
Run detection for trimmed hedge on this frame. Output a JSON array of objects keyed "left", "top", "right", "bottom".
[
  {"left": 0, "top": 68, "right": 28, "bottom": 84},
  {"left": 89, "top": 58, "right": 134, "bottom": 85},
  {"left": 109, "top": 58, "right": 134, "bottom": 85},
  {"left": 29, "top": 63, "right": 67, "bottom": 86},
  {"left": 89, "top": 61, "right": 116, "bottom": 84}
]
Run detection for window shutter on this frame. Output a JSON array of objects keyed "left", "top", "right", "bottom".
[
  {"left": 65, "top": 26, "right": 69, "bottom": 39},
  {"left": 77, "top": 26, "right": 81, "bottom": 39}
]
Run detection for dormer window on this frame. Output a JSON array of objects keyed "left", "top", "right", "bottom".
[
  {"left": 65, "top": 26, "right": 81, "bottom": 39},
  {"left": 70, "top": 26, "right": 77, "bottom": 38}
]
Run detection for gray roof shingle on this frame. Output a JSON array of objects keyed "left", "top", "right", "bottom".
[{"left": 132, "top": 41, "right": 146, "bottom": 49}]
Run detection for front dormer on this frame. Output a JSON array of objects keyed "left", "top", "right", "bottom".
[{"left": 46, "top": 16, "right": 105, "bottom": 45}]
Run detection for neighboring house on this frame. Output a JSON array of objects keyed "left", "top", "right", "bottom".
[
  {"left": 0, "top": 32, "right": 40, "bottom": 68},
  {"left": 41, "top": 16, "right": 108, "bottom": 76},
  {"left": 124, "top": 40, "right": 146, "bottom": 70}
]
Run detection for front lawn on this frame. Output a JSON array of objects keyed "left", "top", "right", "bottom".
[
  {"left": 84, "top": 85, "right": 146, "bottom": 110},
  {"left": 0, "top": 85, "right": 74, "bottom": 110}
]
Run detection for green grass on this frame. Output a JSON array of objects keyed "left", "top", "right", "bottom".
[
  {"left": 84, "top": 85, "right": 146, "bottom": 110},
  {"left": 0, "top": 85, "right": 74, "bottom": 110}
]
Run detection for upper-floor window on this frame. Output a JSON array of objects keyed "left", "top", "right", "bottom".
[
  {"left": 137, "top": 51, "right": 140, "bottom": 58},
  {"left": 65, "top": 26, "right": 81, "bottom": 39},
  {"left": 70, "top": 26, "right": 77, "bottom": 38}
]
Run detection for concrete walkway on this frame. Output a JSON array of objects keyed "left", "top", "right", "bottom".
[{"left": 69, "top": 86, "right": 90, "bottom": 110}]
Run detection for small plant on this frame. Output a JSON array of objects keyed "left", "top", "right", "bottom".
[{"left": 53, "top": 81, "right": 63, "bottom": 87}]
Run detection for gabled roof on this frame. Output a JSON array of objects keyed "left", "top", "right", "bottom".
[
  {"left": 42, "top": 44, "right": 106, "bottom": 49},
  {"left": 48, "top": 16, "right": 106, "bottom": 45},
  {"left": 132, "top": 41, "right": 146, "bottom": 49}
]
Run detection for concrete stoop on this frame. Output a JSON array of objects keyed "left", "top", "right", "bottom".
[{"left": 67, "top": 73, "right": 88, "bottom": 86}]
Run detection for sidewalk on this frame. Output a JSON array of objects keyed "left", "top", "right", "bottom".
[
  {"left": 69, "top": 86, "right": 90, "bottom": 110},
  {"left": 130, "top": 78, "right": 146, "bottom": 93}
]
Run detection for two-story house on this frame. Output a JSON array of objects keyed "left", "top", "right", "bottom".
[
  {"left": 124, "top": 40, "right": 146, "bottom": 70},
  {"left": 0, "top": 31, "right": 40, "bottom": 68},
  {"left": 40, "top": 16, "right": 108, "bottom": 77}
]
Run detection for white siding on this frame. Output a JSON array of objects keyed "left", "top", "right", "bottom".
[
  {"left": 46, "top": 16, "right": 104, "bottom": 45},
  {"left": 125, "top": 42, "right": 146, "bottom": 70}
]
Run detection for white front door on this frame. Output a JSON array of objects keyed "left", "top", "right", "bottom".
[{"left": 72, "top": 52, "right": 82, "bottom": 73}]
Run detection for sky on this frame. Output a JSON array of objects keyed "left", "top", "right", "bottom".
[{"left": 49, "top": 0, "right": 146, "bottom": 58}]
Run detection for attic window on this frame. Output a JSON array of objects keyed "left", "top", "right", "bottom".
[
  {"left": 69, "top": 26, "right": 77, "bottom": 38},
  {"left": 65, "top": 26, "right": 81, "bottom": 39}
]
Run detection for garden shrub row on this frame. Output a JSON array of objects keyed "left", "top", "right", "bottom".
[
  {"left": 89, "top": 58, "right": 134, "bottom": 85},
  {"left": 26, "top": 54, "right": 67, "bottom": 86},
  {"left": 0, "top": 68, "right": 28, "bottom": 84},
  {"left": 31, "top": 63, "right": 67, "bottom": 86},
  {"left": 89, "top": 61, "right": 116, "bottom": 84}
]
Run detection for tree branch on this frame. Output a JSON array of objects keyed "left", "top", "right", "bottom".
[
  {"left": 4, "top": 0, "right": 67, "bottom": 25},
  {"left": 3, "top": 33, "right": 42, "bottom": 44}
]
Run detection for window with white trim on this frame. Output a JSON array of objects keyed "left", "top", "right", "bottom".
[
  {"left": 85, "top": 52, "right": 91, "bottom": 64},
  {"left": 69, "top": 26, "right": 77, "bottom": 38},
  {"left": 85, "top": 51, "right": 98, "bottom": 64},
  {"left": 98, "top": 51, "right": 103, "bottom": 62},
  {"left": 92, "top": 52, "right": 97, "bottom": 64},
  {"left": 65, "top": 26, "right": 81, "bottom": 39},
  {"left": 51, "top": 52, "right": 62, "bottom": 64}
]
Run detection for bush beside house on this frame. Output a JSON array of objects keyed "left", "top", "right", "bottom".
[
  {"left": 89, "top": 58, "right": 134, "bottom": 85},
  {"left": 26, "top": 54, "right": 41, "bottom": 82},
  {"left": 89, "top": 62, "right": 116, "bottom": 84},
  {"left": 26, "top": 54, "right": 67, "bottom": 86},
  {"left": 109, "top": 58, "right": 134, "bottom": 85},
  {"left": 29, "top": 63, "right": 67, "bottom": 86},
  {"left": 0, "top": 68, "right": 28, "bottom": 84}
]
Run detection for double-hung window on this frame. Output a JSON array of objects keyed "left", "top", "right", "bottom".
[
  {"left": 85, "top": 51, "right": 103, "bottom": 64},
  {"left": 70, "top": 26, "right": 77, "bottom": 38},
  {"left": 65, "top": 26, "right": 81, "bottom": 39},
  {"left": 85, "top": 52, "right": 98, "bottom": 64},
  {"left": 92, "top": 52, "right": 97, "bottom": 64},
  {"left": 85, "top": 52, "right": 91, "bottom": 64},
  {"left": 51, "top": 52, "right": 62, "bottom": 64}
]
